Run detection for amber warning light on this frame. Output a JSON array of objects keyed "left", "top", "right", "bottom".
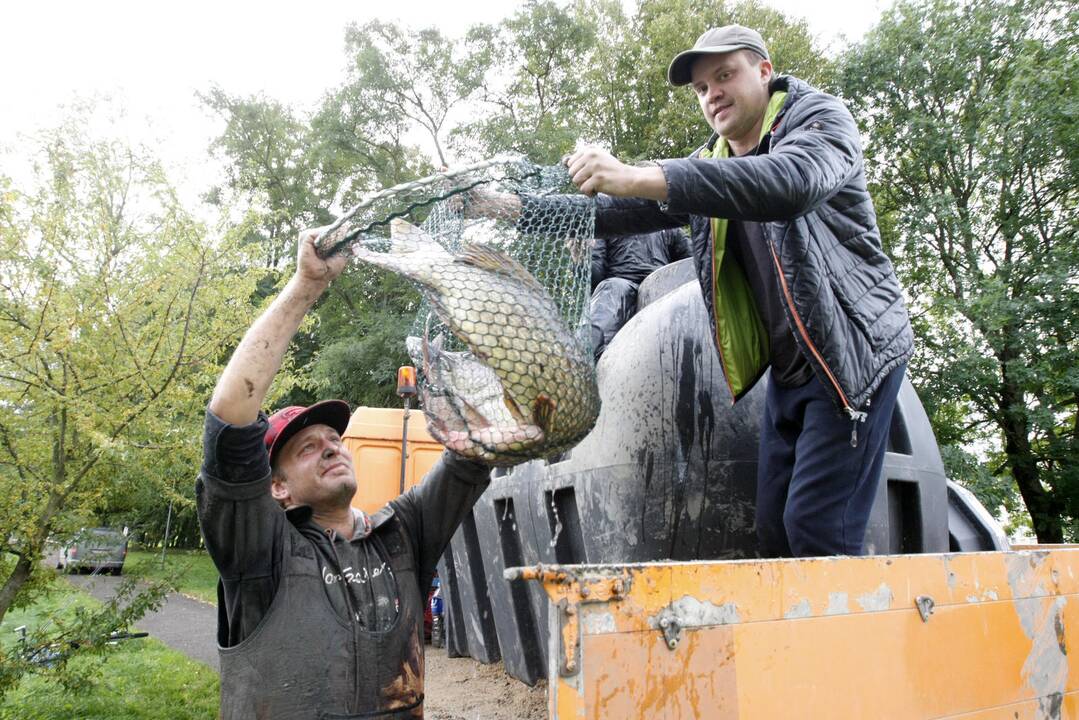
[{"left": 396, "top": 366, "right": 417, "bottom": 398}]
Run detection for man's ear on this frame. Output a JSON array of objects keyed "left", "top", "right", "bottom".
[
  {"left": 759, "top": 58, "right": 773, "bottom": 84},
  {"left": 271, "top": 474, "right": 290, "bottom": 505}
]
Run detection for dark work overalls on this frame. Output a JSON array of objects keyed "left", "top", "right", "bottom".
[{"left": 218, "top": 509, "right": 425, "bottom": 720}]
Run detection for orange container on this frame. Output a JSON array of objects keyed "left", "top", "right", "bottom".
[{"left": 342, "top": 407, "right": 444, "bottom": 514}]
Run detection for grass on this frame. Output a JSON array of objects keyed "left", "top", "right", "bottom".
[
  {"left": 0, "top": 582, "right": 219, "bottom": 720},
  {"left": 126, "top": 548, "right": 219, "bottom": 605}
]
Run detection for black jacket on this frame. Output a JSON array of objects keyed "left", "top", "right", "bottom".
[
  {"left": 591, "top": 227, "right": 690, "bottom": 289},
  {"left": 586, "top": 76, "right": 913, "bottom": 416}
]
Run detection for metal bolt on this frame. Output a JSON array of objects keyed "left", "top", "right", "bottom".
[
  {"left": 667, "top": 639, "right": 678, "bottom": 650},
  {"left": 565, "top": 605, "right": 577, "bottom": 616},
  {"left": 580, "top": 586, "right": 591, "bottom": 598},
  {"left": 659, "top": 618, "right": 670, "bottom": 628},
  {"left": 612, "top": 580, "right": 624, "bottom": 594},
  {"left": 565, "top": 661, "right": 577, "bottom": 673}
]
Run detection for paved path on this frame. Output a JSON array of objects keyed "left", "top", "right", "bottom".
[{"left": 66, "top": 574, "right": 219, "bottom": 671}]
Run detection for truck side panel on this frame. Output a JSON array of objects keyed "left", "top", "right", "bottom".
[{"left": 529, "top": 549, "right": 1077, "bottom": 719}]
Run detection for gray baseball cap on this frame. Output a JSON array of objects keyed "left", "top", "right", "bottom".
[{"left": 667, "top": 25, "right": 771, "bottom": 86}]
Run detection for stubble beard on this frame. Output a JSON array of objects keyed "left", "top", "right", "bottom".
[{"left": 322, "top": 469, "right": 358, "bottom": 508}]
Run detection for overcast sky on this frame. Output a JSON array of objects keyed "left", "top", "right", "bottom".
[{"left": 1, "top": 0, "right": 891, "bottom": 202}]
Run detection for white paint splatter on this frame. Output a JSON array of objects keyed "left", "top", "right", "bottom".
[
  {"left": 784, "top": 599, "right": 812, "bottom": 619},
  {"left": 857, "top": 583, "right": 894, "bottom": 612},
  {"left": 582, "top": 610, "right": 616, "bottom": 635},
  {"left": 1006, "top": 553, "right": 1068, "bottom": 714},
  {"left": 826, "top": 592, "right": 850, "bottom": 615},
  {"left": 650, "top": 595, "right": 741, "bottom": 629}
]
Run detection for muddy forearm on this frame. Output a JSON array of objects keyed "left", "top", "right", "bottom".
[{"left": 209, "top": 275, "right": 329, "bottom": 426}]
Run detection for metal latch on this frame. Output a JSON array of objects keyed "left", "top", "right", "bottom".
[
  {"left": 651, "top": 596, "right": 741, "bottom": 652},
  {"left": 658, "top": 615, "right": 682, "bottom": 650},
  {"left": 915, "top": 595, "right": 935, "bottom": 623},
  {"left": 505, "top": 564, "right": 629, "bottom": 677}
]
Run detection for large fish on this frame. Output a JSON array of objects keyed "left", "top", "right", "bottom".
[{"left": 353, "top": 219, "right": 599, "bottom": 465}]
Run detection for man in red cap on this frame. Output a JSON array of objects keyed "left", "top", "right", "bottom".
[{"left": 197, "top": 228, "right": 491, "bottom": 719}]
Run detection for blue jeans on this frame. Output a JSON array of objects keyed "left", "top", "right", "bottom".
[{"left": 755, "top": 364, "right": 906, "bottom": 557}]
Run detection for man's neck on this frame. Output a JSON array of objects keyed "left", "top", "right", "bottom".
[
  {"left": 727, "top": 118, "right": 766, "bottom": 157},
  {"left": 312, "top": 506, "right": 356, "bottom": 539}
]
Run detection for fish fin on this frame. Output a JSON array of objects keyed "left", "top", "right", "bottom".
[
  {"left": 454, "top": 395, "right": 492, "bottom": 431},
  {"left": 419, "top": 315, "right": 441, "bottom": 376},
  {"left": 502, "top": 391, "right": 531, "bottom": 426},
  {"left": 405, "top": 336, "right": 424, "bottom": 367},
  {"left": 457, "top": 244, "right": 546, "bottom": 293},
  {"left": 420, "top": 334, "right": 433, "bottom": 377},
  {"left": 532, "top": 393, "right": 557, "bottom": 435}
]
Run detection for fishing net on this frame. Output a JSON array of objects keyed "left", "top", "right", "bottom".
[{"left": 316, "top": 157, "right": 601, "bottom": 466}]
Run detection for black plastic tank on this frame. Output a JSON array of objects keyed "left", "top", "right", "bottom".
[{"left": 437, "top": 258, "right": 1005, "bottom": 685}]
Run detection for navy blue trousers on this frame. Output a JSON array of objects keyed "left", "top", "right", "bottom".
[{"left": 756, "top": 364, "right": 906, "bottom": 558}]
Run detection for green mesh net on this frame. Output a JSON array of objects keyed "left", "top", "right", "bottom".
[{"left": 316, "top": 157, "right": 600, "bottom": 466}]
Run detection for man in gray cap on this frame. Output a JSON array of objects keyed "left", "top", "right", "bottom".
[{"left": 478, "top": 24, "right": 913, "bottom": 558}]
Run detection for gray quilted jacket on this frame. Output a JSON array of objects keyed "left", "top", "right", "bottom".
[{"left": 583, "top": 75, "right": 914, "bottom": 417}]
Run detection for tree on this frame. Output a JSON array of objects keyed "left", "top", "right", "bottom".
[
  {"left": 339, "top": 20, "right": 487, "bottom": 169},
  {"left": 841, "top": 0, "right": 1079, "bottom": 541},
  {"left": 0, "top": 117, "right": 264, "bottom": 690},
  {"left": 451, "top": 0, "right": 834, "bottom": 164},
  {"left": 451, "top": 0, "right": 604, "bottom": 164},
  {"left": 201, "top": 87, "right": 332, "bottom": 270}
]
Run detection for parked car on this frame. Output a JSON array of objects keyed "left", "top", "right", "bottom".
[{"left": 56, "top": 528, "right": 128, "bottom": 575}]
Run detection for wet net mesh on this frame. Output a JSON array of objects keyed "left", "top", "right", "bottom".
[{"left": 316, "top": 157, "right": 600, "bottom": 466}]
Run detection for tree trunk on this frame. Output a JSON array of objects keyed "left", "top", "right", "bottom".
[
  {"left": 0, "top": 555, "right": 33, "bottom": 625},
  {"left": 1000, "top": 376, "right": 1064, "bottom": 543}
]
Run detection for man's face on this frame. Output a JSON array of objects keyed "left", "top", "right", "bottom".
[
  {"left": 271, "top": 424, "right": 356, "bottom": 510},
  {"left": 690, "top": 50, "right": 773, "bottom": 150}
]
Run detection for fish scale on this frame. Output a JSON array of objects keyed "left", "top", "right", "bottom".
[{"left": 352, "top": 218, "right": 600, "bottom": 466}]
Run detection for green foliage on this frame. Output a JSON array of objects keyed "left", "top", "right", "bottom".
[
  {"left": 337, "top": 20, "right": 488, "bottom": 168},
  {"left": 0, "top": 574, "right": 170, "bottom": 698},
  {"left": 0, "top": 583, "right": 217, "bottom": 719},
  {"left": 841, "top": 0, "right": 1079, "bottom": 540},
  {"left": 0, "top": 113, "right": 264, "bottom": 689},
  {"left": 309, "top": 314, "right": 415, "bottom": 409},
  {"left": 201, "top": 88, "right": 335, "bottom": 270},
  {"left": 451, "top": 0, "right": 606, "bottom": 163}
]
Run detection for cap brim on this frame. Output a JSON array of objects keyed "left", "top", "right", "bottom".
[
  {"left": 667, "top": 44, "right": 751, "bottom": 86},
  {"left": 268, "top": 399, "right": 352, "bottom": 465}
]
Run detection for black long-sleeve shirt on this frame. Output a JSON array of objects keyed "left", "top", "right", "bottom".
[{"left": 196, "top": 409, "right": 490, "bottom": 647}]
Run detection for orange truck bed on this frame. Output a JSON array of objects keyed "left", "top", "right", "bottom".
[{"left": 509, "top": 547, "right": 1077, "bottom": 719}]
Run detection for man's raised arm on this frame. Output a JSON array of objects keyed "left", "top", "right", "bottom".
[{"left": 209, "top": 228, "right": 350, "bottom": 425}]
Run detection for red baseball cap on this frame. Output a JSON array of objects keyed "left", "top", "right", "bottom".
[{"left": 264, "top": 400, "right": 352, "bottom": 466}]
